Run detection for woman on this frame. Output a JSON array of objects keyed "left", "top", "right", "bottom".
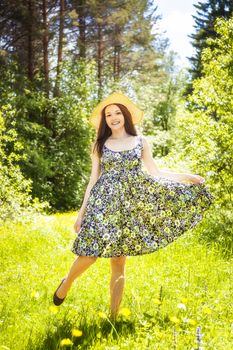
[{"left": 53, "top": 91, "right": 214, "bottom": 321}]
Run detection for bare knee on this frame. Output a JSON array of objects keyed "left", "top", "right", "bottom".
[{"left": 111, "top": 256, "right": 126, "bottom": 273}]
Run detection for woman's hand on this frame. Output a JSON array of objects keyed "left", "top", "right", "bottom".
[
  {"left": 187, "top": 174, "right": 205, "bottom": 184},
  {"left": 73, "top": 215, "right": 83, "bottom": 234}
]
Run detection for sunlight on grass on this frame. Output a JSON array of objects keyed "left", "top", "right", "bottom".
[{"left": 0, "top": 211, "right": 232, "bottom": 349}]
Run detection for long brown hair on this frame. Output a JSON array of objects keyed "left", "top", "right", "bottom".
[{"left": 92, "top": 103, "right": 138, "bottom": 158}]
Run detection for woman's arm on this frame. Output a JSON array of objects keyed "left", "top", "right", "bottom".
[
  {"left": 141, "top": 136, "right": 205, "bottom": 184},
  {"left": 78, "top": 142, "right": 101, "bottom": 217}
]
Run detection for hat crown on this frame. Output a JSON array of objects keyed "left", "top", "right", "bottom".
[{"left": 89, "top": 91, "right": 144, "bottom": 129}]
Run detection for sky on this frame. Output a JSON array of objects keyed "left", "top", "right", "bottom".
[{"left": 153, "top": 0, "right": 200, "bottom": 68}]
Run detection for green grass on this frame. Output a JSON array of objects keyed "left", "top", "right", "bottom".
[{"left": 0, "top": 212, "right": 232, "bottom": 349}]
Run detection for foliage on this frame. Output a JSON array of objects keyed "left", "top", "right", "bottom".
[
  {"left": 0, "top": 108, "right": 49, "bottom": 223},
  {"left": 165, "top": 16, "right": 233, "bottom": 254},
  {"left": 186, "top": 0, "right": 233, "bottom": 95},
  {"left": 0, "top": 59, "right": 97, "bottom": 213}
]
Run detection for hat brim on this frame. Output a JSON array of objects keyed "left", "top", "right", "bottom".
[{"left": 89, "top": 91, "right": 144, "bottom": 129}]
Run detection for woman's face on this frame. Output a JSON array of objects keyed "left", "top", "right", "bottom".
[{"left": 104, "top": 104, "right": 125, "bottom": 130}]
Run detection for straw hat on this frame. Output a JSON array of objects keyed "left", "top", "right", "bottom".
[{"left": 89, "top": 91, "right": 144, "bottom": 129}]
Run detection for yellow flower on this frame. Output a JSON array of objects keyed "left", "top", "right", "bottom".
[
  {"left": 119, "top": 307, "right": 131, "bottom": 317},
  {"left": 191, "top": 205, "right": 196, "bottom": 212},
  {"left": 164, "top": 227, "right": 171, "bottom": 234},
  {"left": 60, "top": 338, "right": 73, "bottom": 346},
  {"left": 123, "top": 227, "right": 130, "bottom": 234},
  {"left": 31, "top": 291, "right": 39, "bottom": 299},
  {"left": 123, "top": 244, "right": 129, "bottom": 252},
  {"left": 98, "top": 311, "right": 108, "bottom": 319},
  {"left": 138, "top": 216, "right": 144, "bottom": 224},
  {"left": 72, "top": 328, "right": 83, "bottom": 337},
  {"left": 130, "top": 231, "right": 136, "bottom": 238},
  {"left": 160, "top": 210, "right": 166, "bottom": 217},
  {"left": 203, "top": 306, "right": 212, "bottom": 314},
  {"left": 180, "top": 297, "right": 188, "bottom": 303},
  {"left": 188, "top": 319, "right": 197, "bottom": 326},
  {"left": 135, "top": 244, "right": 141, "bottom": 251},
  {"left": 148, "top": 186, "right": 155, "bottom": 194},
  {"left": 96, "top": 198, "right": 102, "bottom": 205},
  {"left": 125, "top": 201, "right": 130, "bottom": 208},
  {"left": 153, "top": 298, "right": 162, "bottom": 305},
  {"left": 169, "top": 316, "right": 181, "bottom": 324},
  {"left": 49, "top": 305, "right": 58, "bottom": 314}
]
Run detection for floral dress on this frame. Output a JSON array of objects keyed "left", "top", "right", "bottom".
[{"left": 71, "top": 135, "right": 214, "bottom": 258}]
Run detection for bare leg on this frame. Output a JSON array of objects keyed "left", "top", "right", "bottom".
[
  {"left": 109, "top": 256, "right": 126, "bottom": 321},
  {"left": 56, "top": 256, "right": 98, "bottom": 299}
]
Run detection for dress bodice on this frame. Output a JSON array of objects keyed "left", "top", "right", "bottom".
[{"left": 100, "top": 135, "right": 143, "bottom": 175}]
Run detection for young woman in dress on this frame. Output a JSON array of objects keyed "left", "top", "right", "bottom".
[{"left": 53, "top": 91, "right": 212, "bottom": 322}]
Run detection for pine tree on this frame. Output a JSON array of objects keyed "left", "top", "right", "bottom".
[{"left": 185, "top": 0, "right": 233, "bottom": 96}]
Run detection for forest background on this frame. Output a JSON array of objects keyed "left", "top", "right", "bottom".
[{"left": 1, "top": 0, "right": 232, "bottom": 253}]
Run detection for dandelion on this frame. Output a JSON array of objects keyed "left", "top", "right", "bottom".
[
  {"left": 31, "top": 291, "right": 39, "bottom": 299},
  {"left": 153, "top": 298, "right": 162, "bottom": 305},
  {"left": 60, "top": 338, "right": 73, "bottom": 346},
  {"left": 72, "top": 328, "right": 83, "bottom": 337},
  {"left": 119, "top": 307, "right": 131, "bottom": 317},
  {"left": 169, "top": 316, "right": 181, "bottom": 324},
  {"left": 180, "top": 297, "right": 188, "bottom": 303},
  {"left": 49, "top": 305, "right": 58, "bottom": 314},
  {"left": 188, "top": 319, "right": 197, "bottom": 326},
  {"left": 202, "top": 306, "right": 212, "bottom": 314},
  {"left": 98, "top": 311, "right": 108, "bottom": 319}
]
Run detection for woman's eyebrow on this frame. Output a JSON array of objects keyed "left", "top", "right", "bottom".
[{"left": 106, "top": 110, "right": 121, "bottom": 115}]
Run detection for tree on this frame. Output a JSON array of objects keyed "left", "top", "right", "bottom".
[
  {"left": 169, "top": 16, "right": 233, "bottom": 253},
  {"left": 185, "top": 0, "right": 233, "bottom": 96}
]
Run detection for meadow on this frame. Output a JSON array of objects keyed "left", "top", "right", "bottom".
[{"left": 0, "top": 212, "right": 232, "bottom": 350}]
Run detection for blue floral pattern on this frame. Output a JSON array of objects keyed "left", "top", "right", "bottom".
[{"left": 71, "top": 135, "right": 214, "bottom": 257}]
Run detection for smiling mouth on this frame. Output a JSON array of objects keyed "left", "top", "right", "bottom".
[{"left": 111, "top": 121, "right": 120, "bottom": 125}]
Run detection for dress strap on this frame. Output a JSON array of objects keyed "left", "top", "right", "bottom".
[{"left": 137, "top": 134, "right": 143, "bottom": 150}]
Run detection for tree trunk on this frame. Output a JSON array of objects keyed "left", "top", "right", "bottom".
[
  {"left": 27, "top": 0, "right": 34, "bottom": 80},
  {"left": 54, "top": 0, "right": 65, "bottom": 97},
  {"left": 78, "top": 0, "right": 86, "bottom": 58},
  {"left": 42, "top": 0, "right": 49, "bottom": 97},
  {"left": 97, "top": 23, "right": 103, "bottom": 99}
]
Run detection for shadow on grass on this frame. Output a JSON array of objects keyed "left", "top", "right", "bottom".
[{"left": 26, "top": 311, "right": 136, "bottom": 350}]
